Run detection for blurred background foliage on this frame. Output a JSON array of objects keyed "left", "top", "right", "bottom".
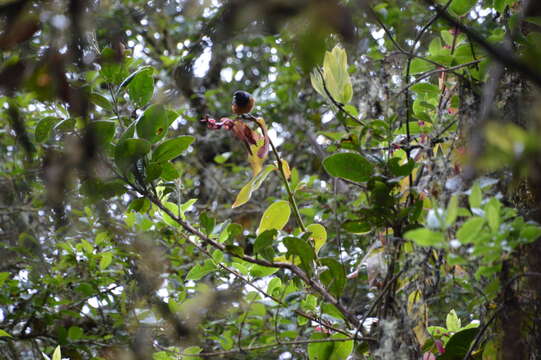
[{"left": 1, "top": 0, "right": 541, "bottom": 359}]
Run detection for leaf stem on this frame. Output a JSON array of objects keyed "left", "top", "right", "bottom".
[{"left": 246, "top": 114, "right": 307, "bottom": 232}]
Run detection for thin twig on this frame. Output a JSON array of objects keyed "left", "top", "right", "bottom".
[
  {"left": 117, "top": 170, "right": 362, "bottom": 332},
  {"left": 462, "top": 272, "right": 541, "bottom": 360},
  {"left": 245, "top": 114, "right": 307, "bottom": 232},
  {"left": 168, "top": 336, "right": 376, "bottom": 358},
  {"left": 422, "top": 0, "right": 541, "bottom": 87},
  {"left": 396, "top": 59, "right": 483, "bottom": 95}
]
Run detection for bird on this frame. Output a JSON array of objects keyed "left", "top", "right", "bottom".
[{"left": 231, "top": 90, "right": 255, "bottom": 115}]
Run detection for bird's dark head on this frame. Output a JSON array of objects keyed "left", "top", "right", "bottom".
[{"left": 233, "top": 91, "right": 251, "bottom": 106}]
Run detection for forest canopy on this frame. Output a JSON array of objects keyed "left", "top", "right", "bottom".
[{"left": 1, "top": 0, "right": 541, "bottom": 359}]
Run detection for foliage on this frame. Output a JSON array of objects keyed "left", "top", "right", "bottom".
[{"left": 1, "top": 0, "right": 541, "bottom": 359}]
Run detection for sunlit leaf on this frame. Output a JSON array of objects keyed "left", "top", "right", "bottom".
[
  {"left": 306, "top": 223, "right": 327, "bottom": 254},
  {"left": 409, "top": 58, "right": 436, "bottom": 74},
  {"left": 404, "top": 228, "right": 446, "bottom": 247},
  {"left": 186, "top": 260, "right": 216, "bottom": 281},
  {"left": 329, "top": 333, "right": 354, "bottom": 360},
  {"left": 446, "top": 309, "right": 461, "bottom": 332},
  {"left": 257, "top": 200, "right": 291, "bottom": 235},
  {"left": 232, "top": 165, "right": 276, "bottom": 208},
  {"left": 68, "top": 326, "right": 84, "bottom": 340},
  {"left": 485, "top": 198, "right": 501, "bottom": 232},
  {"left": 52, "top": 346, "right": 61, "bottom": 360},
  {"left": 446, "top": 195, "right": 459, "bottom": 226},
  {"left": 457, "top": 217, "right": 485, "bottom": 244},
  {"left": 469, "top": 182, "right": 482, "bottom": 209},
  {"left": 99, "top": 252, "right": 113, "bottom": 270}
]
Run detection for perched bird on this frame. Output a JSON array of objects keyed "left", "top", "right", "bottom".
[{"left": 232, "top": 90, "right": 255, "bottom": 114}]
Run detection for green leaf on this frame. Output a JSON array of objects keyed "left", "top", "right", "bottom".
[
  {"left": 448, "top": 0, "right": 477, "bottom": 16},
  {"left": 520, "top": 225, "right": 541, "bottom": 243},
  {"left": 329, "top": 333, "right": 354, "bottom": 360},
  {"left": 409, "top": 58, "right": 436, "bottom": 74},
  {"left": 199, "top": 212, "right": 215, "bottom": 235},
  {"left": 404, "top": 228, "right": 445, "bottom": 247},
  {"left": 257, "top": 200, "right": 291, "bottom": 235},
  {"left": 55, "top": 118, "right": 75, "bottom": 132},
  {"left": 446, "top": 195, "right": 459, "bottom": 226},
  {"left": 0, "top": 329, "right": 12, "bottom": 338},
  {"left": 185, "top": 260, "right": 216, "bottom": 281},
  {"left": 249, "top": 264, "right": 279, "bottom": 277},
  {"left": 128, "top": 197, "right": 151, "bottom": 212},
  {"left": 411, "top": 83, "right": 440, "bottom": 97},
  {"left": 429, "top": 38, "right": 444, "bottom": 56},
  {"left": 182, "top": 346, "right": 202, "bottom": 359},
  {"left": 388, "top": 157, "right": 415, "bottom": 177},
  {"left": 152, "top": 136, "right": 194, "bottom": 162},
  {"left": 136, "top": 104, "right": 170, "bottom": 143},
  {"left": 310, "top": 69, "right": 326, "bottom": 100},
  {"left": 35, "top": 116, "right": 60, "bottom": 143},
  {"left": 319, "top": 258, "right": 346, "bottom": 297},
  {"left": 160, "top": 162, "right": 180, "bottom": 181},
  {"left": 457, "top": 217, "right": 485, "bottom": 244},
  {"left": 0, "top": 272, "right": 10, "bottom": 287},
  {"left": 308, "top": 333, "right": 334, "bottom": 360},
  {"left": 307, "top": 333, "right": 353, "bottom": 360},
  {"left": 485, "top": 198, "right": 501, "bottom": 232},
  {"left": 446, "top": 309, "right": 461, "bottom": 332},
  {"left": 267, "top": 277, "right": 282, "bottom": 295},
  {"left": 100, "top": 47, "right": 128, "bottom": 84},
  {"left": 68, "top": 326, "right": 84, "bottom": 340},
  {"left": 99, "top": 252, "right": 113, "bottom": 270},
  {"left": 88, "top": 120, "right": 115, "bottom": 145},
  {"left": 322, "top": 152, "right": 373, "bottom": 182},
  {"left": 114, "top": 138, "right": 151, "bottom": 171},
  {"left": 283, "top": 237, "right": 315, "bottom": 274},
  {"left": 321, "top": 303, "right": 344, "bottom": 320},
  {"left": 90, "top": 93, "right": 113, "bottom": 110},
  {"left": 232, "top": 165, "right": 276, "bottom": 208},
  {"left": 469, "top": 182, "right": 482, "bottom": 209},
  {"left": 306, "top": 223, "right": 327, "bottom": 254},
  {"left": 439, "top": 328, "right": 478, "bottom": 360},
  {"left": 219, "top": 223, "right": 242, "bottom": 243},
  {"left": 342, "top": 220, "right": 371, "bottom": 234},
  {"left": 226, "top": 245, "right": 245, "bottom": 258},
  {"left": 254, "top": 229, "right": 277, "bottom": 261},
  {"left": 427, "top": 326, "right": 448, "bottom": 337},
  {"left": 127, "top": 67, "right": 154, "bottom": 107}
]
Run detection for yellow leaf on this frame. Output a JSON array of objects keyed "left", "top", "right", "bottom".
[
  {"left": 306, "top": 223, "right": 327, "bottom": 254},
  {"left": 248, "top": 141, "right": 265, "bottom": 176},
  {"left": 257, "top": 200, "right": 291, "bottom": 235},
  {"left": 247, "top": 117, "right": 269, "bottom": 176},
  {"left": 408, "top": 290, "right": 428, "bottom": 346},
  {"left": 323, "top": 45, "right": 353, "bottom": 104},
  {"left": 52, "top": 346, "right": 61, "bottom": 360},
  {"left": 232, "top": 165, "right": 276, "bottom": 208},
  {"left": 281, "top": 159, "right": 291, "bottom": 180}
]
